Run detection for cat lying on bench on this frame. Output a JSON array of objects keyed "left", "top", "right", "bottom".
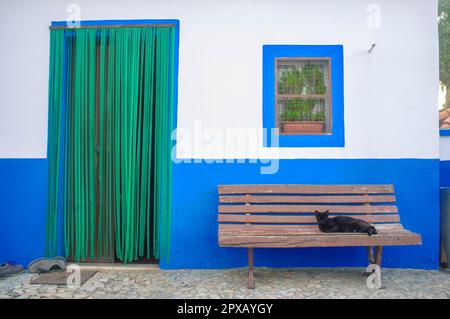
[{"left": 315, "top": 210, "right": 377, "bottom": 236}]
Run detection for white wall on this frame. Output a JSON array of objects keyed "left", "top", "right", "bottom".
[{"left": 0, "top": 0, "right": 439, "bottom": 159}]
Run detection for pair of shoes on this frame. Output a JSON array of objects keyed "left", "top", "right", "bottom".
[
  {"left": 0, "top": 262, "right": 24, "bottom": 278},
  {"left": 27, "top": 256, "right": 67, "bottom": 274}
]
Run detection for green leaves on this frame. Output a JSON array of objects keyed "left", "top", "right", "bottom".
[
  {"left": 278, "top": 62, "right": 328, "bottom": 122},
  {"left": 313, "top": 111, "right": 325, "bottom": 122},
  {"left": 280, "top": 98, "right": 322, "bottom": 122},
  {"left": 279, "top": 68, "right": 305, "bottom": 94},
  {"left": 278, "top": 63, "right": 326, "bottom": 95}
]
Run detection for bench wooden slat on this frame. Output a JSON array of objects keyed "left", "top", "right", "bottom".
[
  {"left": 218, "top": 184, "right": 394, "bottom": 195},
  {"left": 219, "top": 223, "right": 405, "bottom": 236},
  {"left": 219, "top": 195, "right": 396, "bottom": 204},
  {"left": 218, "top": 214, "right": 400, "bottom": 224},
  {"left": 218, "top": 204, "right": 398, "bottom": 214},
  {"left": 219, "top": 232, "right": 422, "bottom": 247}
]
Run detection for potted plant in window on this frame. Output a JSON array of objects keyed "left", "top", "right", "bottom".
[{"left": 280, "top": 99, "right": 325, "bottom": 134}]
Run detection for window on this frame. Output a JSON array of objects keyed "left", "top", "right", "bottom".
[
  {"left": 276, "top": 58, "right": 331, "bottom": 135},
  {"left": 263, "top": 45, "right": 344, "bottom": 147}
]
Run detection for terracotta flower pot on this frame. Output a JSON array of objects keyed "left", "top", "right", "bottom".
[{"left": 281, "top": 121, "right": 325, "bottom": 134}]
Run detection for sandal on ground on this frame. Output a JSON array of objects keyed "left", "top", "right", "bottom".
[{"left": 0, "top": 262, "right": 24, "bottom": 278}]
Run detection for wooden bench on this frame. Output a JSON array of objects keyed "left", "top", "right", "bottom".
[{"left": 218, "top": 184, "right": 422, "bottom": 289}]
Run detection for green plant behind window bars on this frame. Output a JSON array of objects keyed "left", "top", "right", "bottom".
[
  {"left": 278, "top": 63, "right": 326, "bottom": 95},
  {"left": 46, "top": 26, "right": 176, "bottom": 263},
  {"left": 278, "top": 62, "right": 328, "bottom": 124}
]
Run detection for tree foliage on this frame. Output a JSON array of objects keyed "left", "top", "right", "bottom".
[{"left": 440, "top": 0, "right": 450, "bottom": 107}]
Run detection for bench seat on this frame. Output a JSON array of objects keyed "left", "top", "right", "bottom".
[{"left": 219, "top": 224, "right": 421, "bottom": 247}]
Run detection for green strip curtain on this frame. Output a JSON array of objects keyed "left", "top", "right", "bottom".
[{"left": 46, "top": 26, "right": 175, "bottom": 263}]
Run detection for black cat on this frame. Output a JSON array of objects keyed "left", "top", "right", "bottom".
[{"left": 315, "top": 210, "right": 377, "bottom": 236}]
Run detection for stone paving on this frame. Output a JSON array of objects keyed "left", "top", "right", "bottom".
[{"left": 1, "top": 267, "right": 450, "bottom": 299}]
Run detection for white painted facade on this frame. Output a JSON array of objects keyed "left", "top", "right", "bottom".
[{"left": 0, "top": 0, "right": 439, "bottom": 159}]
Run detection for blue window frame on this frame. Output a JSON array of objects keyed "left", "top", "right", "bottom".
[
  {"left": 441, "top": 129, "right": 450, "bottom": 136},
  {"left": 263, "top": 45, "right": 344, "bottom": 147}
]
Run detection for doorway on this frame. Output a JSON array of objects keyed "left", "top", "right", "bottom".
[{"left": 46, "top": 21, "right": 178, "bottom": 264}]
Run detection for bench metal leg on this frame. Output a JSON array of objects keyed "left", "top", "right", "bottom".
[
  {"left": 364, "top": 246, "right": 376, "bottom": 276},
  {"left": 367, "top": 246, "right": 375, "bottom": 264},
  {"left": 374, "top": 246, "right": 383, "bottom": 266},
  {"left": 248, "top": 248, "right": 255, "bottom": 289}
]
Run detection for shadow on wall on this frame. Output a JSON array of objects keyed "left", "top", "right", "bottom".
[{"left": 441, "top": 160, "right": 450, "bottom": 187}]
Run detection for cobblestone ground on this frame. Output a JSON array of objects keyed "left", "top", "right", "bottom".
[{"left": 1, "top": 268, "right": 450, "bottom": 299}]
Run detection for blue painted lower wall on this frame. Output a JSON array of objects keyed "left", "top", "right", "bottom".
[
  {"left": 161, "top": 159, "right": 439, "bottom": 270},
  {"left": 0, "top": 158, "right": 440, "bottom": 270},
  {"left": 0, "top": 159, "right": 48, "bottom": 267},
  {"left": 440, "top": 160, "right": 450, "bottom": 187}
]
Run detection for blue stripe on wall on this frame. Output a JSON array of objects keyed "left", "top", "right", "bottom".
[
  {"left": 0, "top": 158, "right": 440, "bottom": 270},
  {"left": 440, "top": 160, "right": 450, "bottom": 187},
  {"left": 0, "top": 159, "right": 48, "bottom": 267},
  {"left": 161, "top": 159, "right": 439, "bottom": 270}
]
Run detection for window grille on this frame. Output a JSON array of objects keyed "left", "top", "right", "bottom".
[{"left": 276, "top": 58, "right": 331, "bottom": 135}]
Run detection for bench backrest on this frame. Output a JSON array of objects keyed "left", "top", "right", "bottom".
[{"left": 218, "top": 184, "right": 401, "bottom": 228}]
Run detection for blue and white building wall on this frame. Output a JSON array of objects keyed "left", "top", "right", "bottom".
[{"left": 0, "top": 0, "right": 440, "bottom": 269}]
